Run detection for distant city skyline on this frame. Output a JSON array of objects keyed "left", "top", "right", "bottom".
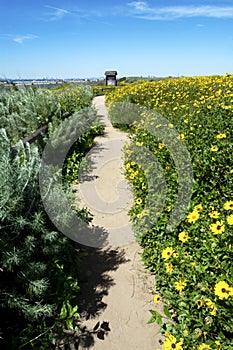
[{"left": 1, "top": 0, "right": 233, "bottom": 79}]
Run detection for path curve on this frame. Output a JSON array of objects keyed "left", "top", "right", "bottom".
[{"left": 73, "top": 96, "right": 164, "bottom": 350}]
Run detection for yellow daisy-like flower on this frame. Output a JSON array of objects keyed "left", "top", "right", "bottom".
[
  {"left": 173, "top": 252, "right": 179, "bottom": 258},
  {"left": 216, "top": 133, "right": 226, "bottom": 139},
  {"left": 211, "top": 146, "right": 218, "bottom": 152},
  {"left": 199, "top": 343, "right": 211, "bottom": 350},
  {"left": 187, "top": 210, "right": 200, "bottom": 223},
  {"left": 214, "top": 281, "right": 230, "bottom": 300},
  {"left": 162, "top": 247, "right": 174, "bottom": 260},
  {"left": 178, "top": 133, "right": 185, "bottom": 140},
  {"left": 131, "top": 161, "right": 136, "bottom": 166},
  {"left": 165, "top": 262, "right": 173, "bottom": 274},
  {"left": 153, "top": 294, "right": 162, "bottom": 303},
  {"left": 227, "top": 214, "right": 233, "bottom": 225},
  {"left": 159, "top": 142, "right": 165, "bottom": 149},
  {"left": 136, "top": 198, "right": 142, "bottom": 205},
  {"left": 137, "top": 213, "right": 143, "bottom": 219},
  {"left": 194, "top": 204, "right": 203, "bottom": 212},
  {"left": 129, "top": 173, "right": 135, "bottom": 180},
  {"left": 204, "top": 298, "right": 217, "bottom": 315},
  {"left": 163, "top": 334, "right": 183, "bottom": 350},
  {"left": 196, "top": 299, "right": 203, "bottom": 308},
  {"left": 174, "top": 280, "right": 186, "bottom": 292},
  {"left": 210, "top": 221, "right": 225, "bottom": 235},
  {"left": 224, "top": 200, "right": 233, "bottom": 210},
  {"left": 210, "top": 307, "right": 217, "bottom": 316},
  {"left": 178, "top": 231, "right": 189, "bottom": 242},
  {"left": 208, "top": 211, "right": 219, "bottom": 219}
]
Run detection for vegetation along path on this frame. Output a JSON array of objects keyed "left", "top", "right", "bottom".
[{"left": 73, "top": 96, "right": 164, "bottom": 350}]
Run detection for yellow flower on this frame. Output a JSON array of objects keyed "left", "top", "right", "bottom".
[
  {"left": 204, "top": 298, "right": 217, "bottom": 315},
  {"left": 216, "top": 133, "right": 226, "bottom": 139},
  {"left": 224, "top": 200, "right": 233, "bottom": 210},
  {"left": 199, "top": 343, "right": 211, "bottom": 350},
  {"left": 214, "top": 281, "right": 230, "bottom": 300},
  {"left": 194, "top": 204, "right": 203, "bottom": 212},
  {"left": 153, "top": 294, "right": 162, "bottom": 303},
  {"left": 162, "top": 334, "right": 183, "bottom": 350},
  {"left": 136, "top": 198, "right": 142, "bottom": 205},
  {"left": 178, "top": 231, "right": 189, "bottom": 242},
  {"left": 196, "top": 299, "right": 203, "bottom": 308},
  {"left": 174, "top": 280, "right": 186, "bottom": 292},
  {"left": 173, "top": 252, "right": 179, "bottom": 258},
  {"left": 210, "top": 307, "right": 217, "bottom": 316},
  {"left": 210, "top": 221, "right": 225, "bottom": 235},
  {"left": 165, "top": 262, "right": 173, "bottom": 274},
  {"left": 162, "top": 247, "right": 174, "bottom": 260},
  {"left": 178, "top": 133, "right": 185, "bottom": 140},
  {"left": 208, "top": 211, "right": 219, "bottom": 219},
  {"left": 137, "top": 213, "right": 143, "bottom": 219},
  {"left": 211, "top": 146, "right": 218, "bottom": 152},
  {"left": 187, "top": 210, "right": 200, "bottom": 223},
  {"left": 159, "top": 142, "right": 165, "bottom": 149},
  {"left": 227, "top": 214, "right": 233, "bottom": 225}
]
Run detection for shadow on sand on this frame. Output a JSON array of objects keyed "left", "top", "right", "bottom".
[{"left": 55, "top": 240, "right": 129, "bottom": 350}]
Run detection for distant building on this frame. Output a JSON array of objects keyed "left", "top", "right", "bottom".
[{"left": 105, "top": 71, "right": 117, "bottom": 86}]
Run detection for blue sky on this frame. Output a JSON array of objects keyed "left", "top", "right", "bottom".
[{"left": 1, "top": 0, "right": 233, "bottom": 79}]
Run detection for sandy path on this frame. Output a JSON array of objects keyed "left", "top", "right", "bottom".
[{"left": 73, "top": 96, "right": 164, "bottom": 350}]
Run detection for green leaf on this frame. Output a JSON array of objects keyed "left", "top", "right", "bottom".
[
  {"left": 148, "top": 310, "right": 163, "bottom": 326},
  {"left": 148, "top": 316, "right": 156, "bottom": 324},
  {"left": 66, "top": 319, "right": 74, "bottom": 330},
  {"left": 59, "top": 303, "right": 67, "bottom": 319},
  {"left": 163, "top": 305, "right": 171, "bottom": 318}
]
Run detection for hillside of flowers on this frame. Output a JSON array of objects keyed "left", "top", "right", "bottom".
[{"left": 106, "top": 74, "right": 233, "bottom": 349}]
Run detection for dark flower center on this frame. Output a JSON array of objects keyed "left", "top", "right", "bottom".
[
  {"left": 217, "top": 225, "right": 222, "bottom": 230},
  {"left": 172, "top": 344, "right": 176, "bottom": 349},
  {"left": 222, "top": 288, "right": 226, "bottom": 293}
]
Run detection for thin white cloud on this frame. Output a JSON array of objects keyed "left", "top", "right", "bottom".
[
  {"left": 44, "top": 5, "right": 70, "bottom": 21},
  {"left": 127, "top": 2, "right": 233, "bottom": 20},
  {"left": 12, "top": 34, "right": 39, "bottom": 44}
]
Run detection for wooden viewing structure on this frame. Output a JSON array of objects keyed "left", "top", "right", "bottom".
[{"left": 105, "top": 71, "right": 118, "bottom": 86}]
